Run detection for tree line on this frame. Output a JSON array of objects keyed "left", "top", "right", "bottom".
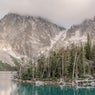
[{"left": 16, "top": 34, "right": 95, "bottom": 81}]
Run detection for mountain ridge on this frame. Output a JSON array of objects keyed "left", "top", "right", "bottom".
[
  {"left": 0, "top": 13, "right": 65, "bottom": 65},
  {"left": 0, "top": 13, "right": 95, "bottom": 65}
]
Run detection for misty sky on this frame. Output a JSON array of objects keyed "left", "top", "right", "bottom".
[{"left": 0, "top": 0, "right": 95, "bottom": 28}]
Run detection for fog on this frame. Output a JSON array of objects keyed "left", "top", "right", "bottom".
[{"left": 0, "top": 0, "right": 95, "bottom": 27}]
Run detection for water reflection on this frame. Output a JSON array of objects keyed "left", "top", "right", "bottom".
[
  {"left": 0, "top": 72, "right": 95, "bottom": 95},
  {"left": 0, "top": 71, "right": 17, "bottom": 95},
  {"left": 16, "top": 83, "right": 95, "bottom": 95}
]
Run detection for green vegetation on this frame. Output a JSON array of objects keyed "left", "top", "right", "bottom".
[
  {"left": 16, "top": 34, "right": 95, "bottom": 81},
  {"left": 0, "top": 61, "right": 17, "bottom": 71}
]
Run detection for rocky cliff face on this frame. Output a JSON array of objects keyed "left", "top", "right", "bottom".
[
  {"left": 0, "top": 13, "right": 65, "bottom": 65},
  {"left": 55, "top": 17, "right": 95, "bottom": 48},
  {"left": 67, "top": 18, "right": 95, "bottom": 38},
  {"left": 1, "top": 13, "right": 95, "bottom": 65}
]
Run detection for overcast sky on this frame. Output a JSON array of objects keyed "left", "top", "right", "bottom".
[{"left": 0, "top": 0, "right": 95, "bottom": 28}]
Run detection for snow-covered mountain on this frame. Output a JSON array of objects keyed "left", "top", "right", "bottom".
[{"left": 0, "top": 13, "right": 65, "bottom": 65}]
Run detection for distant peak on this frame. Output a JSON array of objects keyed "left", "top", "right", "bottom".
[{"left": 2, "top": 13, "right": 65, "bottom": 30}]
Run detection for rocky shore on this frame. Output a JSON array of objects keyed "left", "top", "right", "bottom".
[{"left": 13, "top": 78, "right": 73, "bottom": 86}]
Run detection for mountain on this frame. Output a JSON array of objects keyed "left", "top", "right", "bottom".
[
  {"left": 55, "top": 17, "right": 95, "bottom": 48},
  {"left": 0, "top": 13, "right": 65, "bottom": 65},
  {"left": 1, "top": 13, "right": 95, "bottom": 66},
  {"left": 67, "top": 18, "right": 95, "bottom": 37}
]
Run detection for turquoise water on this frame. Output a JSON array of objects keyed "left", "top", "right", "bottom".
[
  {"left": 0, "top": 72, "right": 95, "bottom": 95},
  {"left": 16, "top": 83, "right": 95, "bottom": 95}
]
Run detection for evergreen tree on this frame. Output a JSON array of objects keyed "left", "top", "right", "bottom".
[{"left": 85, "top": 34, "right": 92, "bottom": 60}]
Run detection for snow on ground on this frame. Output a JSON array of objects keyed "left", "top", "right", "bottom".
[
  {"left": 47, "top": 30, "right": 66, "bottom": 51},
  {"left": 64, "top": 30, "right": 87, "bottom": 47},
  {"left": 39, "top": 30, "right": 66, "bottom": 56}
]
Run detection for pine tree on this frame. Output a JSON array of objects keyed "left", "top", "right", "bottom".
[
  {"left": 37, "top": 55, "right": 46, "bottom": 79},
  {"left": 85, "top": 34, "right": 92, "bottom": 60}
]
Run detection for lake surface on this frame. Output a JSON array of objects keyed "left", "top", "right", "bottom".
[{"left": 0, "top": 72, "right": 95, "bottom": 95}]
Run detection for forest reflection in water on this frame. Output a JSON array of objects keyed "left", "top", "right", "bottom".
[{"left": 0, "top": 72, "right": 95, "bottom": 95}]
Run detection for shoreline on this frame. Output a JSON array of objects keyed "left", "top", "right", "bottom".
[{"left": 13, "top": 78, "right": 73, "bottom": 86}]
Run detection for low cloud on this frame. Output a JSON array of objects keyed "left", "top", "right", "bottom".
[{"left": 0, "top": 0, "right": 95, "bottom": 27}]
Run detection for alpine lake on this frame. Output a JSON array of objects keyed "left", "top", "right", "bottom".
[{"left": 0, "top": 71, "right": 95, "bottom": 95}]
